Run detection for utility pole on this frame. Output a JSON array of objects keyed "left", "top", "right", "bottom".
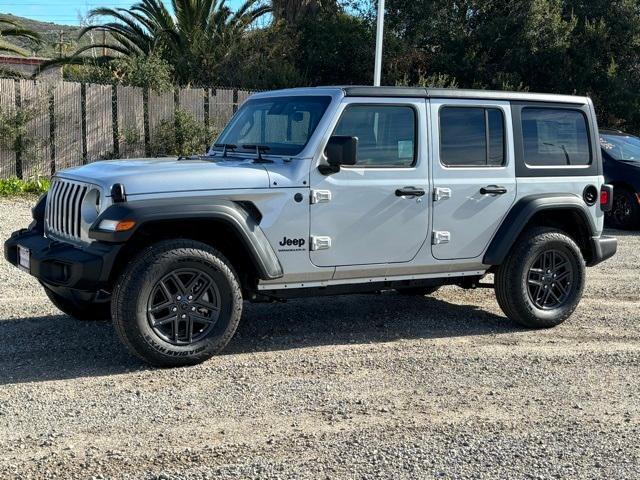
[
  {"left": 373, "top": 0, "right": 385, "bottom": 86},
  {"left": 58, "top": 30, "right": 64, "bottom": 57}
]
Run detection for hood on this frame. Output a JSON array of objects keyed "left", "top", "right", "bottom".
[{"left": 56, "top": 157, "right": 271, "bottom": 196}]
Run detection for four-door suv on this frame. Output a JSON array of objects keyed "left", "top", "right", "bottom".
[
  {"left": 600, "top": 129, "right": 640, "bottom": 229},
  {"left": 5, "top": 87, "right": 617, "bottom": 367}
]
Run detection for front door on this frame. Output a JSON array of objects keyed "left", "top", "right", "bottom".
[
  {"left": 309, "top": 99, "right": 429, "bottom": 267},
  {"left": 429, "top": 99, "right": 517, "bottom": 260}
]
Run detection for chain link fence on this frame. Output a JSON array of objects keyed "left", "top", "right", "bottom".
[{"left": 0, "top": 79, "right": 253, "bottom": 179}]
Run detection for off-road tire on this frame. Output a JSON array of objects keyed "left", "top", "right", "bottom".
[
  {"left": 606, "top": 188, "right": 640, "bottom": 230},
  {"left": 495, "top": 227, "right": 585, "bottom": 329},
  {"left": 397, "top": 286, "right": 440, "bottom": 296},
  {"left": 44, "top": 286, "right": 111, "bottom": 321},
  {"left": 112, "top": 239, "right": 243, "bottom": 367}
]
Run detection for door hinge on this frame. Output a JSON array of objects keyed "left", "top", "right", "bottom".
[
  {"left": 433, "top": 187, "right": 452, "bottom": 202},
  {"left": 310, "top": 236, "right": 332, "bottom": 251},
  {"left": 310, "top": 189, "right": 332, "bottom": 204},
  {"left": 432, "top": 231, "right": 451, "bottom": 245}
]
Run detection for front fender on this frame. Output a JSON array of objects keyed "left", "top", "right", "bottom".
[{"left": 89, "top": 198, "right": 283, "bottom": 280}]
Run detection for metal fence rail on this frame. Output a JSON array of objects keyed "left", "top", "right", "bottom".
[{"left": 0, "top": 79, "right": 252, "bottom": 179}]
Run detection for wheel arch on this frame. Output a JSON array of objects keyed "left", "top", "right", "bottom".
[
  {"left": 484, "top": 194, "right": 598, "bottom": 267},
  {"left": 90, "top": 199, "right": 284, "bottom": 290}
]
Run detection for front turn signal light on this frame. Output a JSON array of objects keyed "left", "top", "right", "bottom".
[{"left": 99, "top": 219, "right": 136, "bottom": 232}]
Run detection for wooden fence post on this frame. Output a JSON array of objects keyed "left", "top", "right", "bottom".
[
  {"left": 48, "top": 88, "right": 56, "bottom": 176},
  {"left": 111, "top": 84, "right": 119, "bottom": 158},
  {"left": 14, "top": 79, "right": 22, "bottom": 179}
]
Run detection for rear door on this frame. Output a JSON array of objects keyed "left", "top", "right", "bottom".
[{"left": 429, "top": 99, "right": 517, "bottom": 260}]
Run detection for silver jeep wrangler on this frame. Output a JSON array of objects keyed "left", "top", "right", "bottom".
[{"left": 5, "top": 87, "right": 618, "bottom": 367}]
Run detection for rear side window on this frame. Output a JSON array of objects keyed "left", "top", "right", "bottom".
[
  {"left": 522, "top": 108, "right": 591, "bottom": 166},
  {"left": 333, "top": 105, "right": 416, "bottom": 167},
  {"left": 439, "top": 107, "right": 505, "bottom": 167}
]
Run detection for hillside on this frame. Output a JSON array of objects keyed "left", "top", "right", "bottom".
[{"left": 0, "top": 13, "right": 88, "bottom": 58}]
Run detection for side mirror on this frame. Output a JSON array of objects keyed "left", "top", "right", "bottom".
[{"left": 320, "top": 136, "right": 358, "bottom": 174}]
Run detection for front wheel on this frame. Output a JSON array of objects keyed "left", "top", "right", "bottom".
[
  {"left": 112, "top": 239, "right": 243, "bottom": 367},
  {"left": 495, "top": 227, "right": 585, "bottom": 328}
]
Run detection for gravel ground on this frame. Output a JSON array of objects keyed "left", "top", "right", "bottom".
[{"left": 0, "top": 197, "right": 638, "bottom": 479}]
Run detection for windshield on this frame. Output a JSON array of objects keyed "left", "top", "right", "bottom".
[
  {"left": 600, "top": 133, "right": 640, "bottom": 162},
  {"left": 212, "top": 96, "right": 332, "bottom": 156}
]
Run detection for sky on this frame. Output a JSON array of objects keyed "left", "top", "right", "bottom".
[{"left": 0, "top": 0, "right": 246, "bottom": 25}]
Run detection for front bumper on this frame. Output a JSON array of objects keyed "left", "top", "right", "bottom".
[
  {"left": 4, "top": 228, "right": 122, "bottom": 291},
  {"left": 588, "top": 235, "right": 617, "bottom": 266}
]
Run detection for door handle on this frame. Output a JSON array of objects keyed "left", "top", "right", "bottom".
[
  {"left": 396, "top": 187, "right": 426, "bottom": 197},
  {"left": 480, "top": 185, "right": 508, "bottom": 195}
]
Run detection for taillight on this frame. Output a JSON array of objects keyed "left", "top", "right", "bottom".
[
  {"left": 600, "top": 189, "right": 609, "bottom": 206},
  {"left": 600, "top": 184, "right": 614, "bottom": 212}
]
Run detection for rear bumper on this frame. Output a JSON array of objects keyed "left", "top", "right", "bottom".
[
  {"left": 588, "top": 235, "right": 617, "bottom": 266},
  {"left": 4, "top": 228, "right": 122, "bottom": 291}
]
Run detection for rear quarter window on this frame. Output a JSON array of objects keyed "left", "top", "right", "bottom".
[{"left": 522, "top": 108, "right": 591, "bottom": 167}]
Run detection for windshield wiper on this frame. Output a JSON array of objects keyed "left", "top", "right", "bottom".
[
  {"left": 213, "top": 143, "right": 237, "bottom": 158},
  {"left": 243, "top": 144, "right": 274, "bottom": 163}
]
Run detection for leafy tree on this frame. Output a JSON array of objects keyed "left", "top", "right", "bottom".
[
  {"left": 271, "top": 0, "right": 330, "bottom": 24},
  {"left": 219, "top": 23, "right": 303, "bottom": 89},
  {"left": 384, "top": 0, "right": 640, "bottom": 133},
  {"left": 0, "top": 17, "right": 41, "bottom": 56},
  {"left": 295, "top": 11, "right": 374, "bottom": 85}
]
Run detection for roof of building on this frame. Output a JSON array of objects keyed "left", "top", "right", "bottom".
[{"left": 0, "top": 55, "right": 54, "bottom": 66}]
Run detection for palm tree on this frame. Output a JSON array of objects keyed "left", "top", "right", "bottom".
[
  {"left": 70, "top": 0, "right": 270, "bottom": 85},
  {"left": 0, "top": 17, "right": 41, "bottom": 56}
]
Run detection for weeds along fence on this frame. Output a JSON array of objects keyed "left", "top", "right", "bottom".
[{"left": 0, "top": 78, "right": 253, "bottom": 179}]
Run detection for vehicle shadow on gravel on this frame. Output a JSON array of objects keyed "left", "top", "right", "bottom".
[
  {"left": 228, "top": 292, "right": 517, "bottom": 354},
  {"left": 0, "top": 292, "right": 516, "bottom": 385},
  {"left": 0, "top": 314, "right": 144, "bottom": 385}
]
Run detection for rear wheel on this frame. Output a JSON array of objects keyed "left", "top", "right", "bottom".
[
  {"left": 44, "top": 286, "right": 111, "bottom": 321},
  {"left": 112, "top": 239, "right": 242, "bottom": 367},
  {"left": 606, "top": 188, "right": 640, "bottom": 230},
  {"left": 495, "top": 227, "right": 585, "bottom": 328}
]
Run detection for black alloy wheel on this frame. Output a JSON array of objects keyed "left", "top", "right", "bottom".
[
  {"left": 607, "top": 189, "right": 640, "bottom": 229},
  {"left": 112, "top": 239, "right": 243, "bottom": 367},
  {"left": 526, "top": 249, "right": 574, "bottom": 310},
  {"left": 494, "top": 227, "right": 586, "bottom": 329},
  {"left": 147, "top": 269, "right": 221, "bottom": 345}
]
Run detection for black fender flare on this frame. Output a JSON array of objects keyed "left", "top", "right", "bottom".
[
  {"left": 89, "top": 198, "right": 284, "bottom": 280},
  {"left": 483, "top": 193, "right": 597, "bottom": 266}
]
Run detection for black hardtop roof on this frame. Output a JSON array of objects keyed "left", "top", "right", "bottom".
[{"left": 336, "top": 86, "right": 589, "bottom": 105}]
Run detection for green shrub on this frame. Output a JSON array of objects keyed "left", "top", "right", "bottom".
[
  {"left": 149, "top": 109, "right": 217, "bottom": 157},
  {"left": 0, "top": 99, "right": 48, "bottom": 164},
  {"left": 64, "top": 51, "right": 174, "bottom": 92},
  {"left": 0, "top": 176, "right": 50, "bottom": 196}
]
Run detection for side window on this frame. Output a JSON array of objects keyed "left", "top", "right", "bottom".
[
  {"left": 522, "top": 108, "right": 591, "bottom": 166},
  {"left": 333, "top": 105, "right": 416, "bottom": 167},
  {"left": 439, "top": 107, "right": 506, "bottom": 167}
]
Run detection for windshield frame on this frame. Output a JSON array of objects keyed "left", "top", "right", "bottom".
[
  {"left": 210, "top": 94, "right": 335, "bottom": 159},
  {"left": 600, "top": 132, "right": 640, "bottom": 162}
]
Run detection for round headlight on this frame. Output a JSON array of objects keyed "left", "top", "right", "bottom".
[{"left": 82, "top": 188, "right": 102, "bottom": 225}]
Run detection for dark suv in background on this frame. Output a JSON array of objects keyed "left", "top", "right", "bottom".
[{"left": 600, "top": 129, "right": 640, "bottom": 229}]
